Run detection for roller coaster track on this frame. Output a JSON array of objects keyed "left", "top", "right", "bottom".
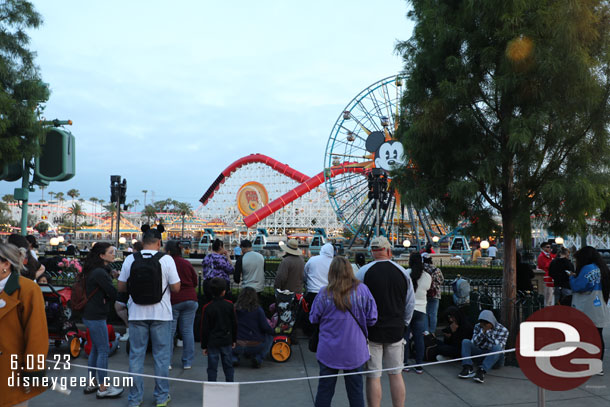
[{"left": 199, "top": 154, "right": 366, "bottom": 228}]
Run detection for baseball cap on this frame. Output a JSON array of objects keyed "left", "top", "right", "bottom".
[{"left": 370, "top": 236, "right": 392, "bottom": 250}]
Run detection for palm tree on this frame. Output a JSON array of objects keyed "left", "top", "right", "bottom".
[
  {"left": 40, "top": 185, "right": 46, "bottom": 201},
  {"left": 55, "top": 192, "right": 65, "bottom": 204},
  {"left": 67, "top": 189, "right": 80, "bottom": 204},
  {"left": 48, "top": 191, "right": 55, "bottom": 201},
  {"left": 67, "top": 202, "right": 83, "bottom": 235},
  {"left": 2, "top": 194, "right": 14, "bottom": 203},
  {"left": 103, "top": 203, "right": 117, "bottom": 236},
  {"left": 90, "top": 197, "right": 98, "bottom": 217},
  {"left": 142, "top": 204, "right": 156, "bottom": 225},
  {"left": 142, "top": 190, "right": 148, "bottom": 208},
  {"left": 176, "top": 202, "right": 193, "bottom": 238},
  {"left": 131, "top": 199, "right": 140, "bottom": 212}
]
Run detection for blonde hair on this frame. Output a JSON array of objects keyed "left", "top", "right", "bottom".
[
  {"left": 326, "top": 256, "right": 359, "bottom": 311},
  {"left": 0, "top": 243, "right": 25, "bottom": 273}
]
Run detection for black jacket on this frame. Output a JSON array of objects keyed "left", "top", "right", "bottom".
[
  {"left": 201, "top": 297, "right": 237, "bottom": 349},
  {"left": 548, "top": 257, "right": 574, "bottom": 289},
  {"left": 83, "top": 267, "right": 117, "bottom": 320}
]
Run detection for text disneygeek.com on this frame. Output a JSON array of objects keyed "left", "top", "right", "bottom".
[{"left": 8, "top": 372, "right": 133, "bottom": 389}]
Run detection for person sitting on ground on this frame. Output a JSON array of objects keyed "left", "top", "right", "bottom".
[
  {"left": 435, "top": 306, "right": 473, "bottom": 360},
  {"left": 458, "top": 310, "right": 509, "bottom": 384},
  {"left": 201, "top": 277, "right": 237, "bottom": 382},
  {"left": 232, "top": 287, "right": 273, "bottom": 368},
  {"left": 549, "top": 247, "right": 574, "bottom": 305}
]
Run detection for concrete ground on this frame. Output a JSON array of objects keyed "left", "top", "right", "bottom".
[{"left": 30, "top": 330, "right": 609, "bottom": 407}]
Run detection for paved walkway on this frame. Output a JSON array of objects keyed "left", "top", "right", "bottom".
[{"left": 30, "top": 331, "right": 609, "bottom": 407}]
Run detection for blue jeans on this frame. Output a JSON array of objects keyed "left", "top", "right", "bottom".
[
  {"left": 207, "top": 345, "right": 234, "bottom": 382},
  {"left": 425, "top": 298, "right": 440, "bottom": 334},
  {"left": 461, "top": 339, "right": 503, "bottom": 372},
  {"left": 171, "top": 300, "right": 199, "bottom": 368},
  {"left": 404, "top": 310, "right": 426, "bottom": 365},
  {"left": 232, "top": 334, "right": 273, "bottom": 364},
  {"left": 83, "top": 319, "right": 108, "bottom": 385},
  {"left": 315, "top": 361, "right": 364, "bottom": 407},
  {"left": 128, "top": 320, "right": 172, "bottom": 407}
]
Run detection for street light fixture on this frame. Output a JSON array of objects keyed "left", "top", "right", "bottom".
[
  {"left": 403, "top": 239, "right": 411, "bottom": 248},
  {"left": 432, "top": 236, "right": 440, "bottom": 243},
  {"left": 49, "top": 237, "right": 59, "bottom": 246},
  {"left": 555, "top": 237, "right": 564, "bottom": 245},
  {"left": 119, "top": 237, "right": 127, "bottom": 245},
  {"left": 57, "top": 236, "right": 64, "bottom": 243}
]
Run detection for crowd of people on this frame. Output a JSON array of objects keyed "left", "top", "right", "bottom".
[{"left": 1, "top": 230, "right": 609, "bottom": 407}]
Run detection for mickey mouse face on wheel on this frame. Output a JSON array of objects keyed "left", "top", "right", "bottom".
[{"left": 365, "top": 131, "right": 406, "bottom": 172}]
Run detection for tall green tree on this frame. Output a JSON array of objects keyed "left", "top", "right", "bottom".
[
  {"left": 395, "top": 0, "right": 610, "bottom": 327},
  {"left": 176, "top": 202, "right": 193, "bottom": 238},
  {"left": 0, "top": 0, "right": 49, "bottom": 165},
  {"left": 103, "top": 203, "right": 116, "bottom": 235}
]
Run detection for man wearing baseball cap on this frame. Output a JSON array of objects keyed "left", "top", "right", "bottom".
[{"left": 355, "top": 236, "right": 415, "bottom": 407}]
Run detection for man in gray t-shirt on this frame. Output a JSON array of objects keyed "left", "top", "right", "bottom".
[{"left": 234, "top": 239, "right": 265, "bottom": 292}]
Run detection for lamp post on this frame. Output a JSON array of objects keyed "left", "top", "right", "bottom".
[
  {"left": 555, "top": 237, "right": 564, "bottom": 246},
  {"left": 480, "top": 240, "right": 490, "bottom": 257}
]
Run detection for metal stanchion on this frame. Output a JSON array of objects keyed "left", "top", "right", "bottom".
[{"left": 538, "top": 387, "right": 545, "bottom": 407}]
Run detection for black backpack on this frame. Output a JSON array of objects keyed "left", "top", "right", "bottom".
[{"left": 128, "top": 252, "right": 166, "bottom": 305}]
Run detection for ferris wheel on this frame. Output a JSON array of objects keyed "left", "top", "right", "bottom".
[{"left": 324, "top": 75, "right": 444, "bottom": 246}]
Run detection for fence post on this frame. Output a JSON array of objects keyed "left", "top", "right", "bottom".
[{"left": 537, "top": 387, "right": 545, "bottom": 407}]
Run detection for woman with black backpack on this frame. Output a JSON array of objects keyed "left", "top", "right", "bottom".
[{"left": 81, "top": 242, "right": 124, "bottom": 398}]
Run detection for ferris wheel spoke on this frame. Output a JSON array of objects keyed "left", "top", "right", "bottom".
[
  {"left": 366, "top": 89, "right": 388, "bottom": 127},
  {"left": 336, "top": 188, "right": 369, "bottom": 214},
  {"left": 355, "top": 100, "right": 382, "bottom": 133},
  {"left": 331, "top": 178, "right": 368, "bottom": 200}
]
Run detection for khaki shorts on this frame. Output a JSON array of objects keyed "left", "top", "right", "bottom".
[{"left": 366, "top": 339, "right": 406, "bottom": 378}]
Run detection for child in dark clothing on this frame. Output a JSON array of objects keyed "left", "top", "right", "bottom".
[{"left": 201, "top": 277, "right": 237, "bottom": 382}]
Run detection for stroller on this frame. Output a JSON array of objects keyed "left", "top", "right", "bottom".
[
  {"left": 41, "top": 283, "right": 86, "bottom": 359},
  {"left": 269, "top": 289, "right": 308, "bottom": 362}
]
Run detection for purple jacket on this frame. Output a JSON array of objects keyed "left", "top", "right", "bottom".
[
  {"left": 202, "top": 252, "right": 234, "bottom": 282},
  {"left": 309, "top": 283, "right": 378, "bottom": 370}
]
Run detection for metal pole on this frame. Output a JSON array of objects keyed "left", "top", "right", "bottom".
[
  {"left": 19, "top": 160, "right": 29, "bottom": 236},
  {"left": 116, "top": 198, "right": 121, "bottom": 249},
  {"left": 537, "top": 387, "right": 545, "bottom": 407}
]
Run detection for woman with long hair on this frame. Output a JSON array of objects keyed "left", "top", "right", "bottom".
[
  {"left": 404, "top": 252, "right": 431, "bottom": 373},
  {"left": 570, "top": 246, "right": 610, "bottom": 374},
  {"left": 309, "top": 256, "right": 377, "bottom": 407},
  {"left": 81, "top": 242, "right": 123, "bottom": 398},
  {"left": 0, "top": 243, "right": 49, "bottom": 406},
  {"left": 232, "top": 287, "right": 274, "bottom": 368},
  {"left": 166, "top": 240, "right": 199, "bottom": 369}
]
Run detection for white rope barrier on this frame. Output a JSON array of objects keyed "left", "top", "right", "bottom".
[{"left": 45, "top": 347, "right": 516, "bottom": 386}]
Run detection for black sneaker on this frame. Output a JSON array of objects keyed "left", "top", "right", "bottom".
[
  {"left": 252, "top": 358, "right": 261, "bottom": 369},
  {"left": 474, "top": 368, "right": 486, "bottom": 383},
  {"left": 458, "top": 365, "right": 475, "bottom": 378},
  {"left": 83, "top": 381, "right": 98, "bottom": 394}
]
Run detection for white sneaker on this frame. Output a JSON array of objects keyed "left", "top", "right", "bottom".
[
  {"left": 96, "top": 386, "right": 124, "bottom": 398},
  {"left": 176, "top": 339, "right": 183, "bottom": 348},
  {"left": 120, "top": 331, "right": 129, "bottom": 342},
  {"left": 168, "top": 365, "right": 172, "bottom": 370}
]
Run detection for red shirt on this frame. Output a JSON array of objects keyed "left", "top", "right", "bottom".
[
  {"left": 538, "top": 251, "right": 555, "bottom": 287},
  {"left": 170, "top": 255, "right": 199, "bottom": 304}
]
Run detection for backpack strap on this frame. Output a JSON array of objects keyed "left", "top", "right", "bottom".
[{"left": 152, "top": 252, "right": 169, "bottom": 296}]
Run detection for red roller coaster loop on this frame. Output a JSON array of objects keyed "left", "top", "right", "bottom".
[{"left": 199, "top": 154, "right": 310, "bottom": 206}]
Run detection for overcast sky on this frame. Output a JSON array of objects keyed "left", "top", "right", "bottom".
[{"left": 1, "top": 0, "right": 413, "bottom": 210}]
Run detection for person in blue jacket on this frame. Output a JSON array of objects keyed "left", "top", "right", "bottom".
[{"left": 570, "top": 246, "right": 610, "bottom": 374}]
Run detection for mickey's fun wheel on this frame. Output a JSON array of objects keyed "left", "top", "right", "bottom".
[
  {"left": 324, "top": 75, "right": 407, "bottom": 236},
  {"left": 68, "top": 334, "right": 81, "bottom": 358},
  {"left": 271, "top": 338, "right": 291, "bottom": 363}
]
